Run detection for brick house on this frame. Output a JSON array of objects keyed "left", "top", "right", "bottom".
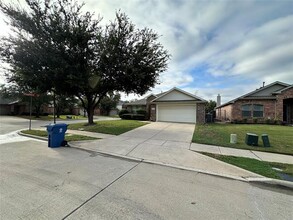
[
  {"left": 216, "top": 81, "right": 293, "bottom": 124},
  {"left": 123, "top": 87, "right": 207, "bottom": 124}
]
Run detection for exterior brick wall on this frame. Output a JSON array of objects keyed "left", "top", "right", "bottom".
[
  {"left": 216, "top": 87, "right": 293, "bottom": 123},
  {"left": 216, "top": 104, "right": 232, "bottom": 121},
  {"left": 196, "top": 103, "right": 205, "bottom": 124},
  {"left": 232, "top": 99, "right": 277, "bottom": 121}
]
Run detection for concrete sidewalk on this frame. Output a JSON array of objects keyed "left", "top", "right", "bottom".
[{"left": 190, "top": 143, "right": 293, "bottom": 164}]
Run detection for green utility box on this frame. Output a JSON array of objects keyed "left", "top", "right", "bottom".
[
  {"left": 245, "top": 133, "right": 259, "bottom": 146},
  {"left": 261, "top": 134, "right": 271, "bottom": 147}
]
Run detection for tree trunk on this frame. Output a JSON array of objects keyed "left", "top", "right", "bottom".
[{"left": 87, "top": 106, "right": 95, "bottom": 124}]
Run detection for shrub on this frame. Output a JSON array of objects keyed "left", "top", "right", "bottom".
[
  {"left": 119, "top": 109, "right": 129, "bottom": 117},
  {"left": 120, "top": 113, "right": 146, "bottom": 120},
  {"left": 136, "top": 109, "right": 146, "bottom": 115}
]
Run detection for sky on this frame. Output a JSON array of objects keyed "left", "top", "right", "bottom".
[{"left": 0, "top": 0, "right": 292, "bottom": 104}]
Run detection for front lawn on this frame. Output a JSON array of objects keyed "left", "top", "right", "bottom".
[
  {"left": 21, "top": 130, "right": 98, "bottom": 142},
  {"left": 193, "top": 124, "right": 293, "bottom": 155},
  {"left": 202, "top": 153, "right": 293, "bottom": 180},
  {"left": 68, "top": 120, "right": 148, "bottom": 135}
]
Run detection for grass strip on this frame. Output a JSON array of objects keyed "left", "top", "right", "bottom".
[
  {"left": 202, "top": 152, "right": 293, "bottom": 180},
  {"left": 68, "top": 119, "right": 148, "bottom": 135},
  {"left": 21, "top": 130, "right": 98, "bottom": 142},
  {"left": 202, "top": 152, "right": 282, "bottom": 179}
]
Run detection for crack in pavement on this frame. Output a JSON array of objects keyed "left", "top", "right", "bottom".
[{"left": 62, "top": 161, "right": 141, "bottom": 220}]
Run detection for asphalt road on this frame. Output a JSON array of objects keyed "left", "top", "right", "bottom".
[
  {"left": 0, "top": 116, "right": 293, "bottom": 219},
  {"left": 0, "top": 115, "right": 116, "bottom": 135}
]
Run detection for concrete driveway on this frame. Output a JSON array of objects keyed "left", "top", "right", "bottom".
[{"left": 72, "top": 122, "right": 262, "bottom": 179}]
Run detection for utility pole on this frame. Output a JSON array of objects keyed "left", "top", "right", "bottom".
[{"left": 24, "top": 93, "right": 39, "bottom": 130}]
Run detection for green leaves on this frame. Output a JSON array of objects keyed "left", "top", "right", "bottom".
[{"left": 0, "top": 0, "right": 170, "bottom": 124}]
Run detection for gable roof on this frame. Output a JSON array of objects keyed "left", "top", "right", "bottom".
[
  {"left": 0, "top": 95, "right": 20, "bottom": 105},
  {"left": 272, "top": 84, "right": 293, "bottom": 94},
  {"left": 123, "top": 98, "right": 147, "bottom": 106},
  {"left": 216, "top": 81, "right": 291, "bottom": 108},
  {"left": 152, "top": 87, "right": 207, "bottom": 102}
]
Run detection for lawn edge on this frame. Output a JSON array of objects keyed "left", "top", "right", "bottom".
[{"left": 192, "top": 140, "right": 293, "bottom": 156}]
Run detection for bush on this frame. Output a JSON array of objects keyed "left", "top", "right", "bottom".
[
  {"left": 119, "top": 109, "right": 129, "bottom": 117},
  {"left": 136, "top": 109, "right": 146, "bottom": 115},
  {"left": 120, "top": 113, "right": 146, "bottom": 120},
  {"left": 42, "top": 113, "right": 49, "bottom": 116}
]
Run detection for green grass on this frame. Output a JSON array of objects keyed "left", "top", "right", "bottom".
[
  {"left": 21, "top": 130, "right": 98, "bottom": 142},
  {"left": 68, "top": 120, "right": 148, "bottom": 135},
  {"left": 202, "top": 152, "right": 293, "bottom": 180},
  {"left": 269, "top": 162, "right": 293, "bottom": 176},
  {"left": 193, "top": 124, "right": 293, "bottom": 155},
  {"left": 22, "top": 129, "right": 48, "bottom": 137}
]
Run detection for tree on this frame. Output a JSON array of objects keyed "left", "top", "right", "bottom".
[
  {"left": 205, "top": 100, "right": 217, "bottom": 113},
  {"left": 99, "top": 93, "right": 120, "bottom": 116},
  {"left": 54, "top": 94, "right": 79, "bottom": 118},
  {"left": 0, "top": 0, "right": 170, "bottom": 124}
]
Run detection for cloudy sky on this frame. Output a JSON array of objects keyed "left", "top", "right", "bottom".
[{"left": 0, "top": 0, "right": 292, "bottom": 104}]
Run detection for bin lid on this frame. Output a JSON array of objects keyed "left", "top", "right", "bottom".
[{"left": 51, "top": 123, "right": 68, "bottom": 127}]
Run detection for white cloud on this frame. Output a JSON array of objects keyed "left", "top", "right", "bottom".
[{"left": 0, "top": 0, "right": 292, "bottom": 102}]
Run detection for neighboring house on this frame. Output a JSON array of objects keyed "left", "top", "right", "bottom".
[
  {"left": 0, "top": 96, "right": 27, "bottom": 115},
  {"left": 216, "top": 81, "right": 293, "bottom": 124},
  {"left": 123, "top": 87, "right": 207, "bottom": 124}
]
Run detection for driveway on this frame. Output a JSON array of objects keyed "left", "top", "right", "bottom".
[{"left": 71, "top": 122, "right": 262, "bottom": 179}]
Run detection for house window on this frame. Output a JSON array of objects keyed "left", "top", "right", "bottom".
[
  {"left": 242, "top": 104, "right": 251, "bottom": 117},
  {"left": 253, "top": 104, "right": 263, "bottom": 117},
  {"left": 241, "top": 104, "right": 264, "bottom": 118}
]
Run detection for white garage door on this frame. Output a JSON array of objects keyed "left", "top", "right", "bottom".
[{"left": 157, "top": 104, "right": 196, "bottom": 123}]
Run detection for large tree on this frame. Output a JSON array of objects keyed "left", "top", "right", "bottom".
[{"left": 0, "top": 0, "right": 170, "bottom": 124}]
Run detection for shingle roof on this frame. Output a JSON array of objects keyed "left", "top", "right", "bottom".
[
  {"left": 216, "top": 81, "right": 291, "bottom": 108},
  {"left": 0, "top": 95, "right": 19, "bottom": 105}
]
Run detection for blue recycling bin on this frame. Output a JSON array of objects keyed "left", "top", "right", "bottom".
[{"left": 46, "top": 123, "right": 68, "bottom": 148}]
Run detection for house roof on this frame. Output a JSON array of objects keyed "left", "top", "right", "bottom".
[
  {"left": 216, "top": 81, "right": 291, "bottom": 109},
  {"left": 123, "top": 91, "right": 167, "bottom": 106},
  {"left": 123, "top": 98, "right": 147, "bottom": 106},
  {"left": 0, "top": 95, "right": 20, "bottom": 105},
  {"left": 272, "top": 84, "right": 293, "bottom": 94},
  {"left": 152, "top": 87, "right": 207, "bottom": 103}
]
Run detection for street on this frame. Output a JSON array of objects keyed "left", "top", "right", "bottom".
[{"left": 0, "top": 116, "right": 292, "bottom": 219}]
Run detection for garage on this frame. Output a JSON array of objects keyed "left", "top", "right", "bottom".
[
  {"left": 151, "top": 87, "right": 207, "bottom": 124},
  {"left": 157, "top": 104, "right": 196, "bottom": 123}
]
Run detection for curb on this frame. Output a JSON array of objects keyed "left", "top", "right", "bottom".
[
  {"left": 68, "top": 142, "right": 293, "bottom": 190},
  {"left": 18, "top": 131, "right": 48, "bottom": 141}
]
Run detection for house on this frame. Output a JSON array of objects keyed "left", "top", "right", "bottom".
[
  {"left": 216, "top": 81, "right": 293, "bottom": 124},
  {"left": 122, "top": 92, "right": 165, "bottom": 114},
  {"left": 0, "top": 96, "right": 27, "bottom": 115},
  {"left": 123, "top": 87, "right": 207, "bottom": 124}
]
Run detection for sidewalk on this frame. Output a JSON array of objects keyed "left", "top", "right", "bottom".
[
  {"left": 66, "top": 129, "right": 293, "bottom": 165},
  {"left": 190, "top": 143, "right": 293, "bottom": 164}
]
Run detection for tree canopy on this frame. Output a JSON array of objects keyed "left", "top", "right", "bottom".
[{"left": 0, "top": 0, "right": 170, "bottom": 124}]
